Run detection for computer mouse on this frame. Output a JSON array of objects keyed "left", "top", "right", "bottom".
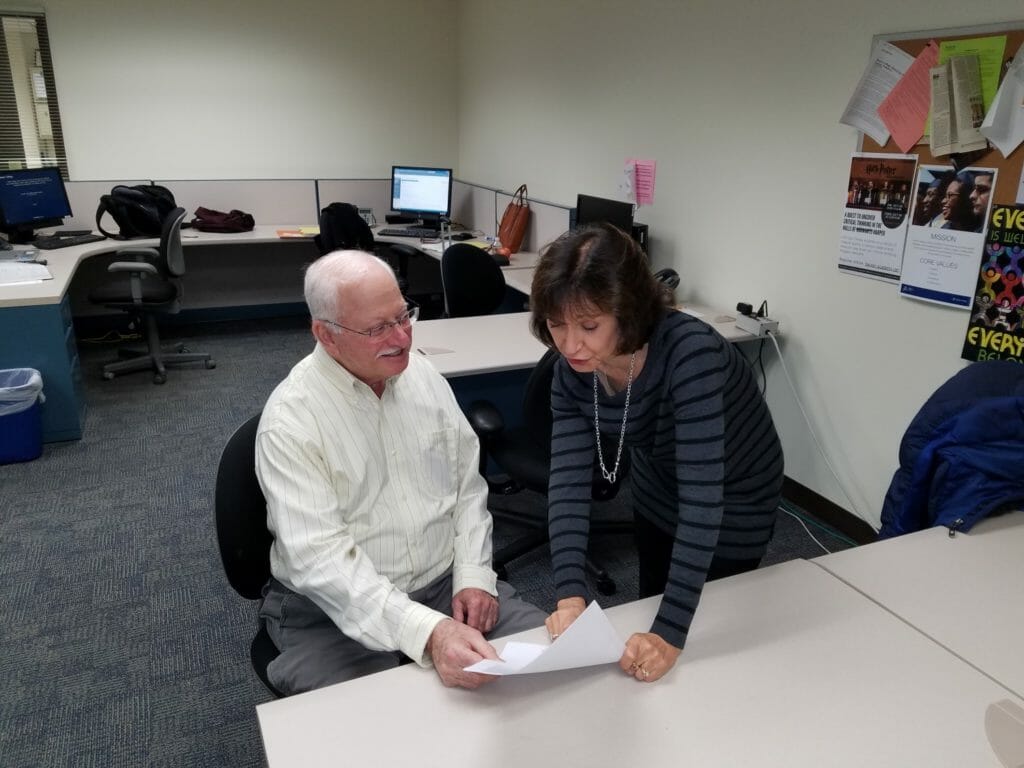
[
  {"left": 491, "top": 252, "right": 510, "bottom": 267},
  {"left": 450, "top": 232, "right": 474, "bottom": 241}
]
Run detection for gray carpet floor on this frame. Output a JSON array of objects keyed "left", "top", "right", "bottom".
[{"left": 0, "top": 317, "right": 855, "bottom": 767}]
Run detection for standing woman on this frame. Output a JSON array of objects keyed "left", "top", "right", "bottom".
[{"left": 531, "top": 223, "right": 784, "bottom": 683}]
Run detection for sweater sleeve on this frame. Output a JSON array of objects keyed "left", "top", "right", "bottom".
[
  {"left": 649, "top": 330, "right": 727, "bottom": 649},
  {"left": 547, "top": 362, "right": 598, "bottom": 603}
]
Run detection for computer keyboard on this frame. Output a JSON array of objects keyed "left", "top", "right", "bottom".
[
  {"left": 32, "top": 233, "right": 107, "bottom": 250},
  {"left": 377, "top": 227, "right": 441, "bottom": 238}
]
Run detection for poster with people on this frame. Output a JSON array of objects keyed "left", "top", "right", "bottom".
[
  {"left": 961, "top": 204, "right": 1024, "bottom": 362},
  {"left": 838, "top": 152, "right": 917, "bottom": 281},
  {"left": 899, "top": 164, "right": 998, "bottom": 308}
]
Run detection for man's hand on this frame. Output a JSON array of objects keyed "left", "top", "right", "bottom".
[
  {"left": 426, "top": 618, "right": 500, "bottom": 689},
  {"left": 545, "top": 596, "right": 586, "bottom": 641},
  {"left": 619, "top": 632, "right": 681, "bottom": 683},
  {"left": 452, "top": 588, "right": 499, "bottom": 633}
]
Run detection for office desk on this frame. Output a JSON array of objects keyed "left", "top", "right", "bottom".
[
  {"left": 813, "top": 510, "right": 1024, "bottom": 700},
  {"left": 0, "top": 226, "right": 314, "bottom": 441},
  {"left": 257, "top": 558, "right": 1017, "bottom": 767},
  {"left": 413, "top": 312, "right": 546, "bottom": 377}
]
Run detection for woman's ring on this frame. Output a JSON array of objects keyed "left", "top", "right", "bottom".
[{"left": 641, "top": 664, "right": 649, "bottom": 680}]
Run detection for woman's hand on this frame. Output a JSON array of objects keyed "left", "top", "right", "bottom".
[
  {"left": 619, "top": 632, "right": 681, "bottom": 683},
  {"left": 545, "top": 596, "right": 586, "bottom": 641}
]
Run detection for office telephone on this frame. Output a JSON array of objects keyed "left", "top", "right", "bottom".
[{"left": 357, "top": 207, "right": 376, "bottom": 227}]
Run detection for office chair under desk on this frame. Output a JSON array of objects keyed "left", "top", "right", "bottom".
[
  {"left": 214, "top": 411, "right": 283, "bottom": 698},
  {"left": 314, "top": 201, "right": 418, "bottom": 292},
  {"left": 87, "top": 207, "right": 214, "bottom": 384},
  {"left": 467, "top": 348, "right": 632, "bottom": 595},
  {"left": 440, "top": 243, "right": 507, "bottom": 318}
]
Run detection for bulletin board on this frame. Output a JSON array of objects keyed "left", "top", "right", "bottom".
[{"left": 860, "top": 21, "right": 1024, "bottom": 208}]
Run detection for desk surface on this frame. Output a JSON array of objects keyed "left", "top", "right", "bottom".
[
  {"left": 413, "top": 312, "right": 546, "bottom": 378},
  {"left": 814, "top": 510, "right": 1024, "bottom": 700},
  {"left": 0, "top": 225, "right": 305, "bottom": 309},
  {"left": 257, "top": 559, "right": 1017, "bottom": 767}
]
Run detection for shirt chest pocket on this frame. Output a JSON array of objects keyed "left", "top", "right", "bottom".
[{"left": 401, "top": 425, "right": 457, "bottom": 501}]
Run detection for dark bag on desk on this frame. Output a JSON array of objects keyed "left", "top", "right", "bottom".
[
  {"left": 95, "top": 183, "right": 177, "bottom": 239},
  {"left": 191, "top": 206, "right": 255, "bottom": 233}
]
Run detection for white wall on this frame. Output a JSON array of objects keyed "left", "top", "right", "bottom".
[
  {"left": 43, "top": 0, "right": 459, "bottom": 179},
  {"left": 456, "top": 0, "right": 1023, "bottom": 529}
]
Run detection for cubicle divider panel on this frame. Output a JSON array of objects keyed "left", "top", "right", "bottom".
[
  {"left": 492, "top": 187, "right": 571, "bottom": 252},
  {"left": 161, "top": 179, "right": 318, "bottom": 226},
  {"left": 64, "top": 180, "right": 148, "bottom": 231},
  {"left": 451, "top": 182, "right": 494, "bottom": 235},
  {"left": 314, "top": 179, "right": 391, "bottom": 223}
]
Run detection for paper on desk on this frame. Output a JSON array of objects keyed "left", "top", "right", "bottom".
[
  {"left": 980, "top": 42, "right": 1024, "bottom": 158},
  {"left": 0, "top": 261, "right": 52, "bottom": 285},
  {"left": 465, "top": 601, "right": 625, "bottom": 676}
]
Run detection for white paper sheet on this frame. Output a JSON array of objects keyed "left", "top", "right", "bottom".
[
  {"left": 981, "top": 43, "right": 1024, "bottom": 160},
  {"left": 0, "top": 261, "right": 52, "bottom": 286},
  {"left": 465, "top": 601, "right": 625, "bottom": 676},
  {"left": 840, "top": 42, "right": 915, "bottom": 145}
]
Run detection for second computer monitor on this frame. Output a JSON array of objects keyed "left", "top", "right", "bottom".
[
  {"left": 575, "top": 193, "right": 633, "bottom": 233},
  {"left": 0, "top": 166, "right": 72, "bottom": 244},
  {"left": 391, "top": 166, "right": 452, "bottom": 231}
]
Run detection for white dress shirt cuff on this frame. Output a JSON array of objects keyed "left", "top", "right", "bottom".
[
  {"left": 403, "top": 604, "right": 449, "bottom": 667},
  {"left": 453, "top": 563, "right": 498, "bottom": 596}
]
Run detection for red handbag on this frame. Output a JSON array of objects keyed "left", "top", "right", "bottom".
[{"left": 497, "top": 184, "right": 530, "bottom": 254}]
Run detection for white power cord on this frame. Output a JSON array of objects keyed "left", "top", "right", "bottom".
[{"left": 765, "top": 330, "right": 867, "bottom": 525}]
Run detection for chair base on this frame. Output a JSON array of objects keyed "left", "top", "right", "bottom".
[{"left": 101, "top": 313, "right": 215, "bottom": 384}]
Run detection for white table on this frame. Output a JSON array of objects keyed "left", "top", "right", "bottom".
[
  {"left": 413, "top": 312, "right": 546, "bottom": 378},
  {"left": 257, "top": 559, "right": 1019, "bottom": 767},
  {"left": 814, "top": 510, "right": 1024, "bottom": 700}
]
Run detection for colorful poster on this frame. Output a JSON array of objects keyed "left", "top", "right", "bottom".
[
  {"left": 961, "top": 204, "right": 1024, "bottom": 363},
  {"left": 838, "top": 153, "right": 917, "bottom": 281},
  {"left": 899, "top": 164, "right": 997, "bottom": 308}
]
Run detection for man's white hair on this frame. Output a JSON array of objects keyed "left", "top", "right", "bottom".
[{"left": 304, "top": 250, "right": 396, "bottom": 322}]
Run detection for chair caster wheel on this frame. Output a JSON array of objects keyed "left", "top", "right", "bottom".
[
  {"left": 154, "top": 374, "right": 167, "bottom": 384},
  {"left": 102, "top": 371, "right": 115, "bottom": 380},
  {"left": 205, "top": 361, "right": 216, "bottom": 369},
  {"left": 595, "top": 576, "right": 616, "bottom": 596}
]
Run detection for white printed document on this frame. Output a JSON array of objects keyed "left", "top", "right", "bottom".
[
  {"left": 465, "top": 601, "right": 625, "bottom": 676},
  {"left": 0, "top": 261, "right": 53, "bottom": 286}
]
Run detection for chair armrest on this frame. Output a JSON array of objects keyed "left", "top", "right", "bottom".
[
  {"left": 466, "top": 400, "right": 505, "bottom": 439},
  {"left": 108, "top": 261, "right": 159, "bottom": 275}
]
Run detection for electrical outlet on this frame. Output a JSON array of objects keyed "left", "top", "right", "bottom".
[{"left": 735, "top": 314, "right": 779, "bottom": 337}]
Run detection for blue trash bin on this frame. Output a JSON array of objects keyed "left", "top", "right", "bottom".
[{"left": 0, "top": 368, "right": 44, "bottom": 464}]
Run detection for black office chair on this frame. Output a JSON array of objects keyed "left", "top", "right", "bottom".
[
  {"left": 440, "top": 243, "right": 507, "bottom": 318},
  {"left": 314, "top": 201, "right": 418, "bottom": 291},
  {"left": 214, "top": 411, "right": 283, "bottom": 698},
  {"left": 467, "top": 348, "right": 631, "bottom": 595},
  {"left": 87, "top": 206, "right": 215, "bottom": 384}
]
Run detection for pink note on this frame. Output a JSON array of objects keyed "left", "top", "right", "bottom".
[
  {"left": 629, "top": 159, "right": 657, "bottom": 205},
  {"left": 878, "top": 41, "right": 940, "bottom": 152}
]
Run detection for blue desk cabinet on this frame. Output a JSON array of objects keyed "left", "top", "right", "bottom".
[{"left": 0, "top": 295, "right": 85, "bottom": 442}]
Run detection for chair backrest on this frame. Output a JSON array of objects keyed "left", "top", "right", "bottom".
[
  {"left": 440, "top": 243, "right": 507, "bottom": 318},
  {"left": 161, "top": 207, "right": 189, "bottom": 278},
  {"left": 215, "top": 412, "right": 273, "bottom": 600},
  {"left": 315, "top": 202, "right": 374, "bottom": 255}
]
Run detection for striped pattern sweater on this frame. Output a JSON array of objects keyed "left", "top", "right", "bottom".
[{"left": 548, "top": 311, "right": 784, "bottom": 648}]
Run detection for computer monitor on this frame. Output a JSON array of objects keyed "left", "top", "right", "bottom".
[
  {"left": 575, "top": 193, "right": 634, "bottom": 233},
  {"left": 391, "top": 165, "right": 452, "bottom": 231},
  {"left": 0, "top": 166, "right": 73, "bottom": 244}
]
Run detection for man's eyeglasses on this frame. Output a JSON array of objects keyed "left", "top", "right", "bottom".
[{"left": 320, "top": 303, "right": 419, "bottom": 338}]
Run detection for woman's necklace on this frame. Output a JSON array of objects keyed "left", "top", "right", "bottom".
[{"left": 593, "top": 351, "right": 636, "bottom": 484}]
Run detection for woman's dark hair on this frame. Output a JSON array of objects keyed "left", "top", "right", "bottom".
[{"left": 529, "top": 223, "right": 675, "bottom": 354}]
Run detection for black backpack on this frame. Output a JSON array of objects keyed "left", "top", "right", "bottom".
[
  {"left": 314, "top": 202, "right": 374, "bottom": 254},
  {"left": 95, "top": 183, "right": 177, "bottom": 239}
]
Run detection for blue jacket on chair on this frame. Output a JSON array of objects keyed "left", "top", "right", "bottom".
[{"left": 878, "top": 361, "right": 1024, "bottom": 539}]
